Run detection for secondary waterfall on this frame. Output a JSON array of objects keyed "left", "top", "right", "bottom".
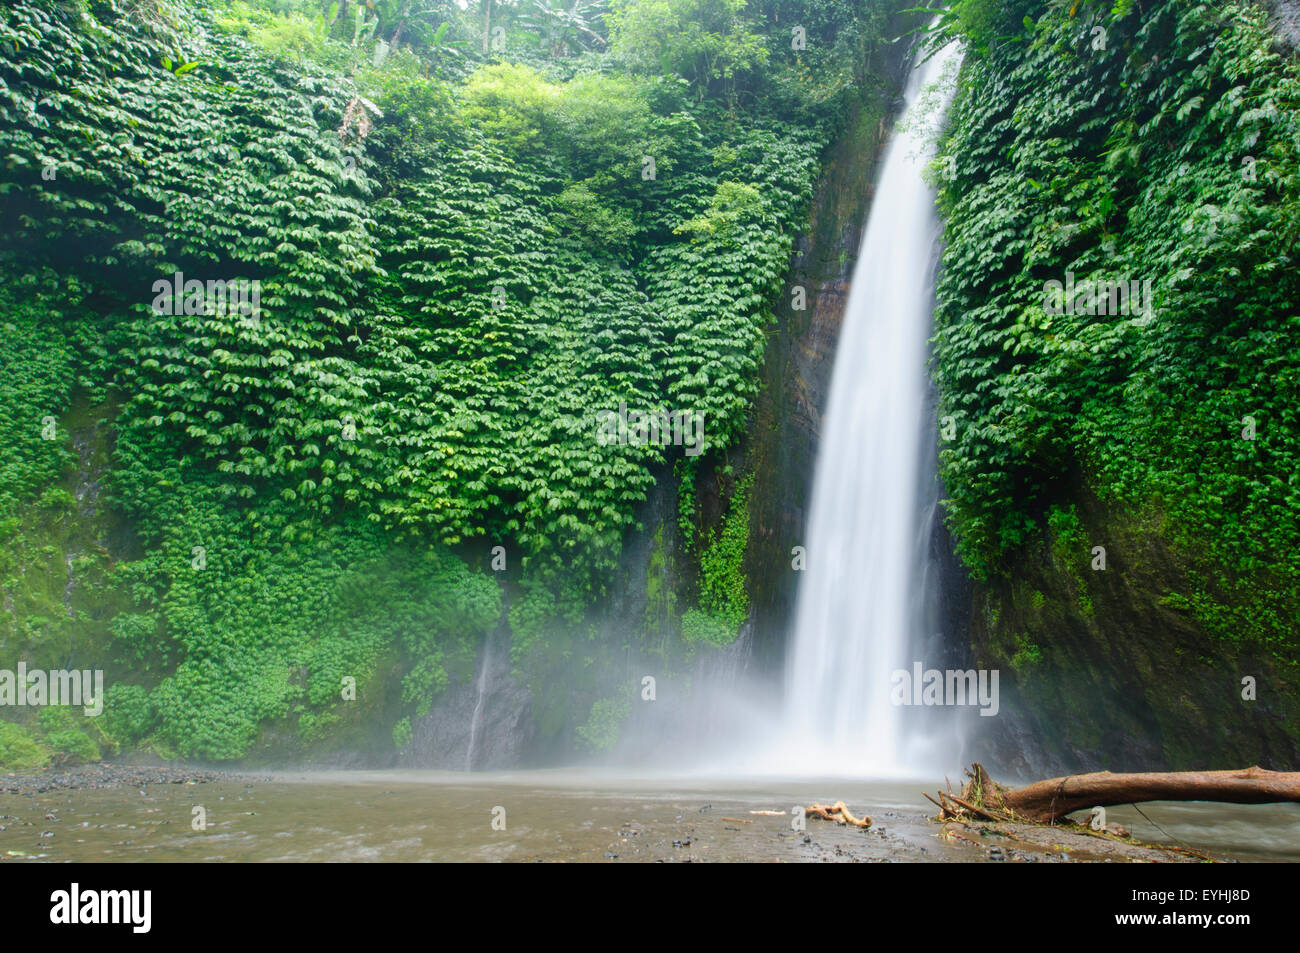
[{"left": 779, "top": 38, "right": 964, "bottom": 777}]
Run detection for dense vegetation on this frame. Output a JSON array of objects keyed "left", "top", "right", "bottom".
[
  {"left": 932, "top": 0, "right": 1300, "bottom": 655},
  {"left": 0, "top": 0, "right": 905, "bottom": 763},
  {"left": 9, "top": 0, "right": 1293, "bottom": 772}
]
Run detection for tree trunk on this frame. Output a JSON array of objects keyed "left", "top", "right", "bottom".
[{"left": 938, "top": 763, "right": 1300, "bottom": 825}]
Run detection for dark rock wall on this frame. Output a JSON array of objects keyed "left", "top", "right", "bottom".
[{"left": 968, "top": 488, "right": 1300, "bottom": 781}]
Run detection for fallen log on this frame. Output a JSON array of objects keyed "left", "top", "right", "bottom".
[{"left": 935, "top": 763, "right": 1300, "bottom": 825}]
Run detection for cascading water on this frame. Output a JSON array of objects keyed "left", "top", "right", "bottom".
[
  {"left": 465, "top": 631, "right": 494, "bottom": 771},
  {"left": 778, "top": 38, "right": 965, "bottom": 777}
]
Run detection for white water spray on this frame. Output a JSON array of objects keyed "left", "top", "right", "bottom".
[{"left": 777, "top": 39, "right": 965, "bottom": 777}]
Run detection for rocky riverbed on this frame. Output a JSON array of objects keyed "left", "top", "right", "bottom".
[
  {"left": 1, "top": 768, "right": 1297, "bottom": 862},
  {"left": 1, "top": 761, "right": 254, "bottom": 796}
]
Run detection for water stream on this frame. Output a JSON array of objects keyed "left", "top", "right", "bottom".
[
  {"left": 465, "top": 628, "right": 495, "bottom": 771},
  {"left": 777, "top": 38, "right": 965, "bottom": 777}
]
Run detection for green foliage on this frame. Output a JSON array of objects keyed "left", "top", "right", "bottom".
[
  {"left": 45, "top": 727, "right": 101, "bottom": 763},
  {"left": 680, "top": 471, "right": 750, "bottom": 645},
  {"left": 643, "top": 522, "right": 676, "bottom": 630},
  {"left": 926, "top": 0, "right": 1040, "bottom": 56},
  {"left": 102, "top": 684, "right": 158, "bottom": 745},
  {"left": 1010, "top": 635, "right": 1043, "bottom": 669},
  {"left": 392, "top": 715, "right": 412, "bottom": 749},
  {"left": 214, "top": 0, "right": 469, "bottom": 74},
  {"left": 610, "top": 0, "right": 768, "bottom": 101},
  {"left": 0, "top": 721, "right": 49, "bottom": 771},
  {"left": 934, "top": 0, "right": 1300, "bottom": 649},
  {"left": 516, "top": 0, "right": 611, "bottom": 57},
  {"left": 241, "top": 7, "right": 335, "bottom": 62},
  {"left": 675, "top": 180, "right": 764, "bottom": 237},
  {"left": 574, "top": 692, "right": 631, "bottom": 751},
  {"left": 554, "top": 180, "right": 638, "bottom": 252},
  {"left": 0, "top": 0, "right": 911, "bottom": 759},
  {"left": 675, "top": 457, "right": 698, "bottom": 551},
  {"left": 696, "top": 472, "right": 751, "bottom": 633},
  {"left": 679, "top": 606, "right": 734, "bottom": 645},
  {"left": 0, "top": 281, "right": 76, "bottom": 521},
  {"left": 460, "top": 61, "right": 560, "bottom": 148},
  {"left": 1046, "top": 505, "right": 1085, "bottom": 565}
]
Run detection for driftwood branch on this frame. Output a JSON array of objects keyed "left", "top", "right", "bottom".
[
  {"left": 805, "top": 801, "right": 872, "bottom": 828},
  {"left": 932, "top": 763, "right": 1300, "bottom": 825}
]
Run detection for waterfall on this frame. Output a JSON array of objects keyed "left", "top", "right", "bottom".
[
  {"left": 465, "top": 629, "right": 496, "bottom": 771},
  {"left": 777, "top": 38, "right": 965, "bottom": 777}
]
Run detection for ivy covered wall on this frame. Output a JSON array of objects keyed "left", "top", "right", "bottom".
[
  {"left": 932, "top": 0, "right": 1300, "bottom": 772},
  {"left": 0, "top": 0, "right": 913, "bottom": 766}
]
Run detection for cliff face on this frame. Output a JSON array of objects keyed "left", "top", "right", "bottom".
[
  {"left": 398, "top": 0, "right": 1300, "bottom": 775},
  {"left": 744, "top": 58, "right": 913, "bottom": 671},
  {"left": 971, "top": 488, "right": 1300, "bottom": 780},
  {"left": 415, "top": 36, "right": 924, "bottom": 769},
  {"left": 446, "top": 0, "right": 1300, "bottom": 775},
  {"left": 936, "top": 0, "right": 1300, "bottom": 780},
  {"left": 527, "top": 46, "right": 919, "bottom": 765},
  {"left": 1268, "top": 0, "right": 1300, "bottom": 47}
]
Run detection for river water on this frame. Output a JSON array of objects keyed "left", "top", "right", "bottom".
[{"left": 2, "top": 771, "right": 1297, "bottom": 863}]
